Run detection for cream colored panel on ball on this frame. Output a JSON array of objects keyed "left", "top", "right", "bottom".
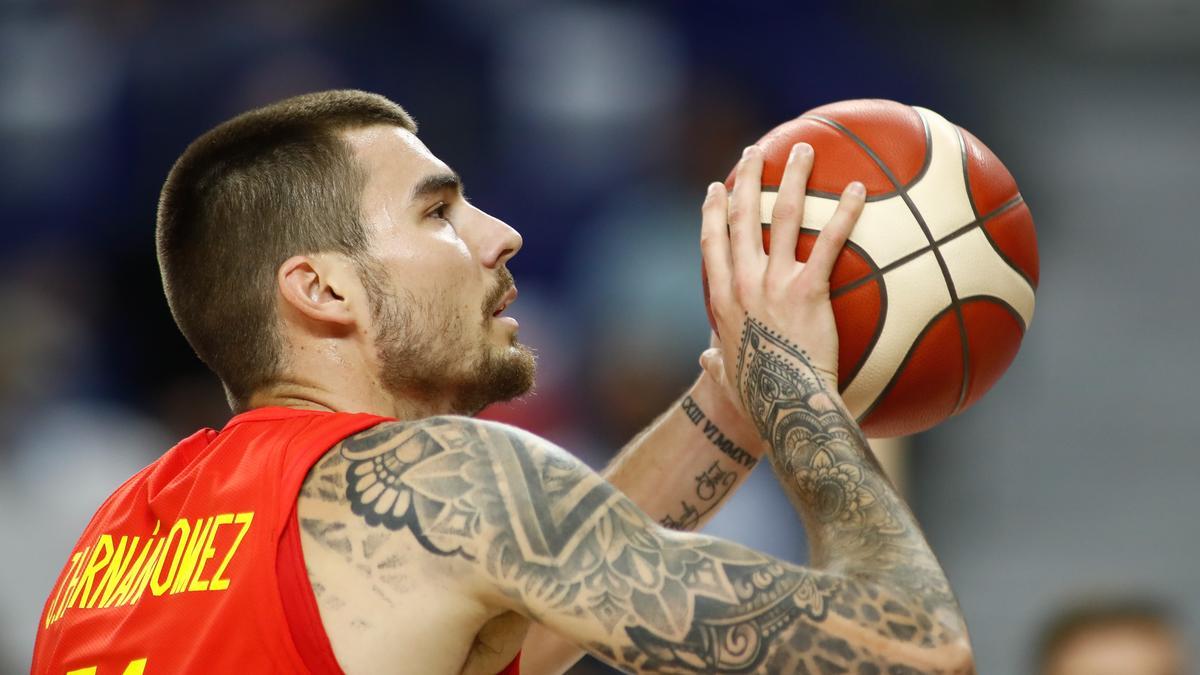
[
  {"left": 906, "top": 107, "right": 977, "bottom": 240},
  {"left": 758, "top": 191, "right": 929, "bottom": 268},
  {"left": 940, "top": 229, "right": 1036, "bottom": 328},
  {"left": 842, "top": 252, "right": 953, "bottom": 418}
]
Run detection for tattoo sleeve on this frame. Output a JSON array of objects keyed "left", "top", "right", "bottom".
[
  {"left": 658, "top": 460, "right": 737, "bottom": 531},
  {"left": 305, "top": 397, "right": 970, "bottom": 673}
]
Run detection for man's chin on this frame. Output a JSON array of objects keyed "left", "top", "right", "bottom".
[{"left": 457, "top": 343, "right": 537, "bottom": 415}]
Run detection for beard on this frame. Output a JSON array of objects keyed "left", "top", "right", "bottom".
[{"left": 361, "top": 262, "right": 536, "bottom": 416}]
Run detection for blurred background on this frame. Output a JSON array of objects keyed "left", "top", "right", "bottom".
[{"left": 2, "top": 0, "right": 1198, "bottom": 672}]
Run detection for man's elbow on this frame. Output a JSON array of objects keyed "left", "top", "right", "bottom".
[{"left": 926, "top": 638, "right": 976, "bottom": 675}]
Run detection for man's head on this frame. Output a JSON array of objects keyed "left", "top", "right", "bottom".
[
  {"left": 157, "top": 90, "right": 534, "bottom": 414},
  {"left": 1038, "top": 599, "right": 1186, "bottom": 675}
]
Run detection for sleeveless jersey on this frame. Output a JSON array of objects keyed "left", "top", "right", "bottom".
[{"left": 30, "top": 407, "right": 521, "bottom": 675}]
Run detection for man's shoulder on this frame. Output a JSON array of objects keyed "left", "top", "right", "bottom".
[
  {"left": 329, "top": 414, "right": 535, "bottom": 464},
  {"left": 302, "top": 415, "right": 518, "bottom": 511}
]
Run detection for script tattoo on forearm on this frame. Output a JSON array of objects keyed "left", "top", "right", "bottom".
[
  {"left": 679, "top": 395, "right": 758, "bottom": 469},
  {"left": 733, "top": 315, "right": 964, "bottom": 630},
  {"left": 659, "top": 460, "right": 737, "bottom": 531},
  {"left": 298, "top": 407, "right": 968, "bottom": 673}
]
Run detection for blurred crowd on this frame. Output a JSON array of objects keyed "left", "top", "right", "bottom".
[{"left": 2, "top": 0, "right": 1198, "bottom": 672}]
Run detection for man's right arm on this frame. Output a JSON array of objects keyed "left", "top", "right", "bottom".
[
  {"left": 298, "top": 143, "right": 975, "bottom": 673},
  {"left": 303, "top": 414, "right": 972, "bottom": 673}
]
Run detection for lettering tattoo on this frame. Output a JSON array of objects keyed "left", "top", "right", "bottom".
[
  {"left": 659, "top": 461, "right": 737, "bottom": 531},
  {"left": 679, "top": 395, "right": 757, "bottom": 469},
  {"left": 299, "top": 395, "right": 968, "bottom": 673}
]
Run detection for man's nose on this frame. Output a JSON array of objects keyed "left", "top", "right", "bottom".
[{"left": 476, "top": 210, "right": 523, "bottom": 269}]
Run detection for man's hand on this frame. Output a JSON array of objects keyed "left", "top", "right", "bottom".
[{"left": 700, "top": 143, "right": 865, "bottom": 418}]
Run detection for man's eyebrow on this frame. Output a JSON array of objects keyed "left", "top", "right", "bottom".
[{"left": 410, "top": 171, "right": 462, "bottom": 202}]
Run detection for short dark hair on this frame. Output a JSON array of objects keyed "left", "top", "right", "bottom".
[
  {"left": 156, "top": 90, "right": 416, "bottom": 408},
  {"left": 1037, "top": 597, "right": 1179, "bottom": 673}
]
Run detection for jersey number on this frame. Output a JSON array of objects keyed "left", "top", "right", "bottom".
[{"left": 66, "top": 658, "right": 147, "bottom": 675}]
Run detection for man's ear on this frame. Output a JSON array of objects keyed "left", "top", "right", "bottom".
[{"left": 277, "top": 254, "right": 358, "bottom": 328}]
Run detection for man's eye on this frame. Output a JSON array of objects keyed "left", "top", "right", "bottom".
[{"left": 430, "top": 203, "right": 451, "bottom": 222}]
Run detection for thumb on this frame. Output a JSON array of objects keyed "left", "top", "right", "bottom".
[{"left": 699, "top": 347, "right": 726, "bottom": 383}]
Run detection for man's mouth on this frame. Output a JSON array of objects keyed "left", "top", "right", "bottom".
[{"left": 492, "top": 286, "right": 518, "bottom": 317}]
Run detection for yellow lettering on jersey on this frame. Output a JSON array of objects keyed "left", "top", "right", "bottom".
[
  {"left": 127, "top": 535, "right": 166, "bottom": 606},
  {"left": 52, "top": 542, "right": 89, "bottom": 624},
  {"left": 45, "top": 510, "right": 255, "bottom": 621},
  {"left": 171, "top": 516, "right": 213, "bottom": 594},
  {"left": 189, "top": 512, "right": 232, "bottom": 591},
  {"left": 65, "top": 657, "right": 146, "bottom": 675},
  {"left": 209, "top": 511, "right": 253, "bottom": 592},
  {"left": 46, "top": 549, "right": 86, "bottom": 628},
  {"left": 150, "top": 517, "right": 191, "bottom": 596},
  {"left": 68, "top": 536, "right": 113, "bottom": 612},
  {"left": 87, "top": 536, "right": 135, "bottom": 609},
  {"left": 103, "top": 534, "right": 154, "bottom": 608}
]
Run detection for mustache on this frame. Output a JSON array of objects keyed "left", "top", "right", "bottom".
[{"left": 482, "top": 267, "right": 515, "bottom": 317}]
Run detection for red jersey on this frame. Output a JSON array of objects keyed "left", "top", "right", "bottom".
[{"left": 31, "top": 407, "right": 521, "bottom": 675}]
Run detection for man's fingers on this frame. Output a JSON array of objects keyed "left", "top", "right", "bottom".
[
  {"left": 728, "top": 146, "right": 766, "bottom": 271},
  {"left": 767, "top": 143, "right": 813, "bottom": 274},
  {"left": 700, "top": 182, "right": 733, "bottom": 304},
  {"left": 805, "top": 181, "right": 866, "bottom": 281}
]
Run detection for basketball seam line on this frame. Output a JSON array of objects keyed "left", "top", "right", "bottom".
[
  {"left": 845, "top": 293, "right": 1025, "bottom": 436},
  {"left": 975, "top": 204, "right": 1037, "bottom": 292},
  {"left": 960, "top": 294, "right": 1027, "bottom": 335},
  {"left": 759, "top": 223, "right": 891, "bottom": 387},
  {"left": 958, "top": 126, "right": 981, "bottom": 220},
  {"left": 808, "top": 112, "right": 973, "bottom": 421},
  {"left": 829, "top": 194, "right": 1025, "bottom": 299},
  {"left": 955, "top": 127, "right": 1038, "bottom": 291},
  {"left": 781, "top": 112, "right": 935, "bottom": 202},
  {"left": 846, "top": 302, "right": 957, "bottom": 436}
]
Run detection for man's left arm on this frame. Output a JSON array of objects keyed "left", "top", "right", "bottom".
[{"left": 520, "top": 364, "right": 767, "bottom": 675}]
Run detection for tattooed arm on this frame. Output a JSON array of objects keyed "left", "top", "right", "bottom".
[
  {"left": 521, "top": 372, "right": 767, "bottom": 674},
  {"left": 300, "top": 144, "right": 973, "bottom": 673},
  {"left": 304, "top": 415, "right": 971, "bottom": 674},
  {"left": 604, "top": 371, "right": 765, "bottom": 532}
]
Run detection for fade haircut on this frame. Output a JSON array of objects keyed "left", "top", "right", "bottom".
[{"left": 156, "top": 90, "right": 416, "bottom": 409}]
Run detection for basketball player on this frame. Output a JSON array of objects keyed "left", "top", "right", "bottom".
[{"left": 32, "top": 91, "right": 974, "bottom": 674}]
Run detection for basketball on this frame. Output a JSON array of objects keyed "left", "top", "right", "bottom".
[{"left": 703, "top": 99, "right": 1039, "bottom": 437}]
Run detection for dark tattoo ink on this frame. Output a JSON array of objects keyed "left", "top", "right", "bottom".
[
  {"left": 317, "top": 406, "right": 965, "bottom": 673},
  {"left": 679, "top": 394, "right": 758, "bottom": 468},
  {"left": 731, "top": 316, "right": 966, "bottom": 645},
  {"left": 660, "top": 461, "right": 738, "bottom": 531},
  {"left": 302, "top": 324, "right": 971, "bottom": 674}
]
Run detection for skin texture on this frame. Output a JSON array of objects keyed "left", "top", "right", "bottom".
[
  {"left": 262, "top": 121, "right": 773, "bottom": 673},
  {"left": 283, "top": 131, "right": 973, "bottom": 672},
  {"left": 253, "top": 124, "right": 530, "bottom": 419},
  {"left": 517, "top": 372, "right": 769, "bottom": 675}
]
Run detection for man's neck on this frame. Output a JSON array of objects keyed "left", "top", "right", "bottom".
[{"left": 246, "top": 380, "right": 454, "bottom": 422}]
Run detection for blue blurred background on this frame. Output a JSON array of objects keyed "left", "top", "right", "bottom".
[{"left": 2, "top": 0, "right": 1198, "bottom": 672}]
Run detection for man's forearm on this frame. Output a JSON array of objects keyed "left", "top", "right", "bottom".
[
  {"left": 519, "top": 372, "right": 769, "bottom": 675},
  {"left": 602, "top": 372, "right": 765, "bottom": 530},
  {"left": 735, "top": 317, "right": 966, "bottom": 638}
]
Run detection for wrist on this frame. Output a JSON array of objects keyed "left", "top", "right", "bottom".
[{"left": 689, "top": 371, "right": 769, "bottom": 459}]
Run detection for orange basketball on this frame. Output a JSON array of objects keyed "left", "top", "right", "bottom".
[{"left": 703, "top": 99, "right": 1039, "bottom": 437}]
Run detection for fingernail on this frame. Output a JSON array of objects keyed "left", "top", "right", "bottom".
[
  {"left": 707, "top": 182, "right": 722, "bottom": 196},
  {"left": 848, "top": 181, "right": 865, "bottom": 196},
  {"left": 796, "top": 142, "right": 812, "bottom": 158},
  {"left": 742, "top": 145, "right": 758, "bottom": 159}
]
